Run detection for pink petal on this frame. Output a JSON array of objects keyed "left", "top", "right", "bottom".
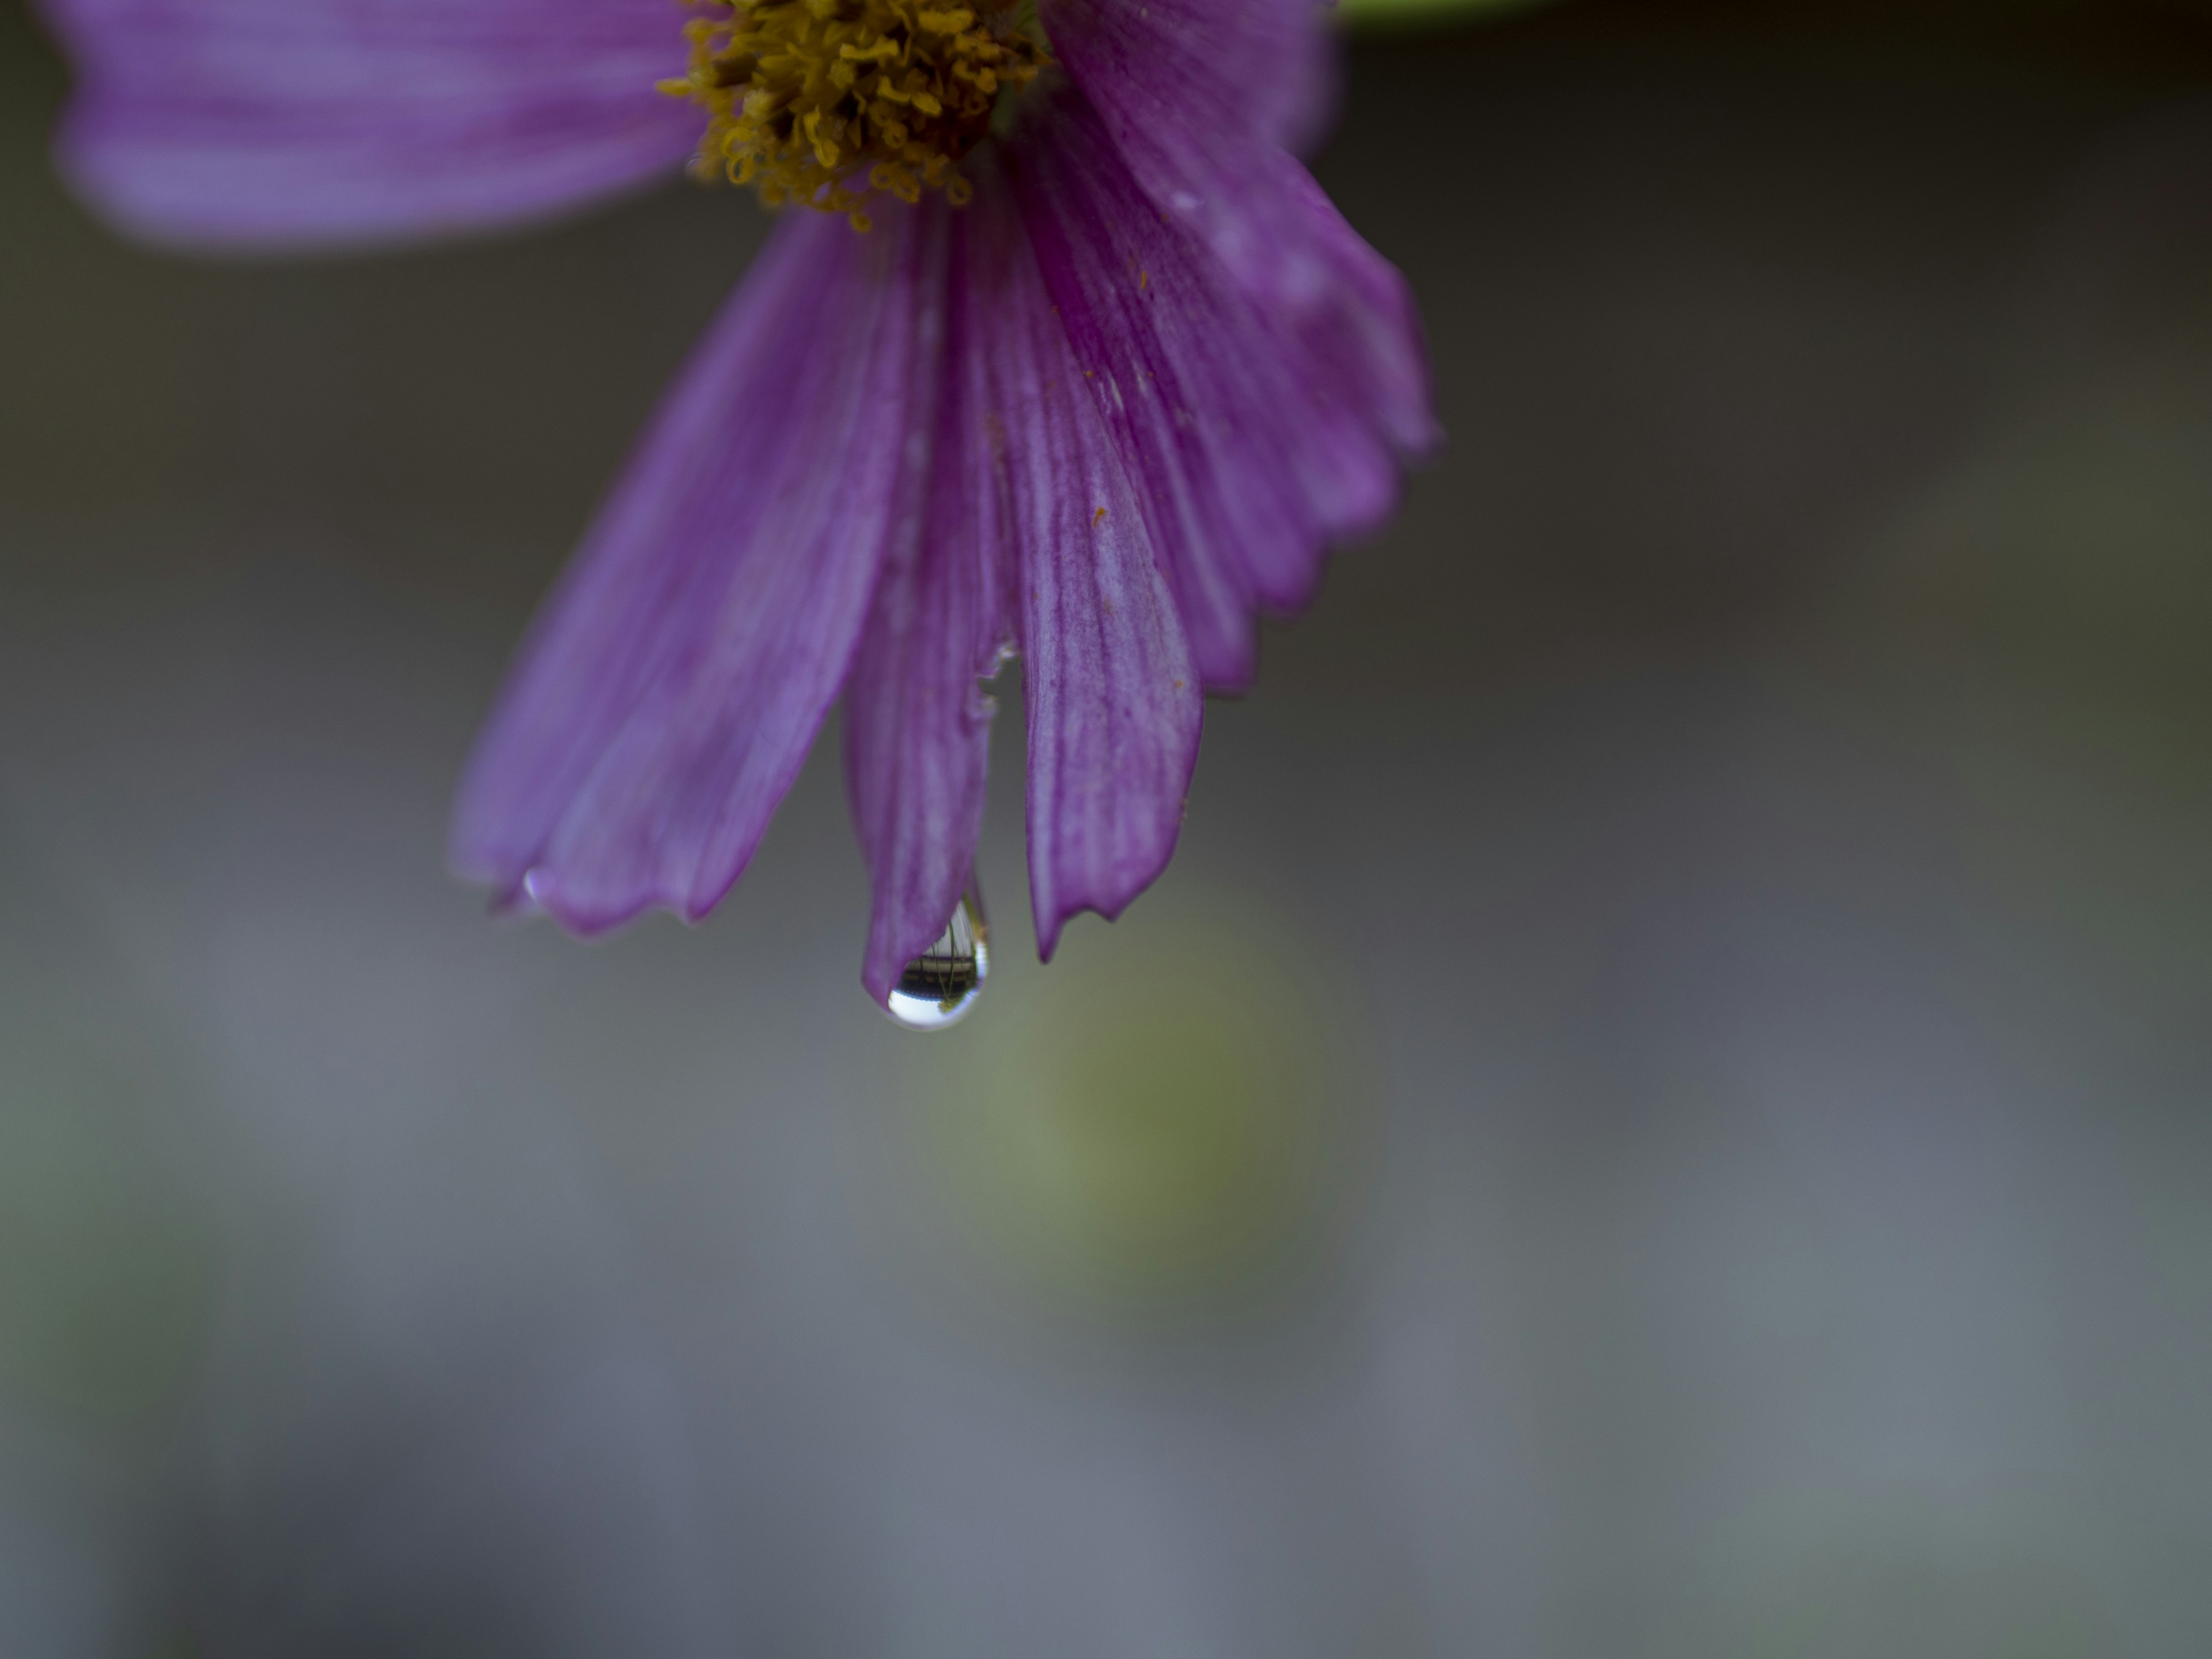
[
  {"left": 964, "top": 160, "right": 1203, "bottom": 962},
  {"left": 1045, "top": 9, "right": 1435, "bottom": 464},
  {"left": 1012, "top": 94, "right": 1412, "bottom": 691},
  {"left": 1038, "top": 0, "right": 1334, "bottom": 154},
  {"left": 43, "top": 0, "right": 699, "bottom": 249},
  {"left": 843, "top": 200, "right": 1013, "bottom": 1007},
  {"left": 449, "top": 204, "right": 950, "bottom": 934}
]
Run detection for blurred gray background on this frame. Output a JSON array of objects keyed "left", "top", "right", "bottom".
[{"left": 3, "top": 1, "right": 2210, "bottom": 1653}]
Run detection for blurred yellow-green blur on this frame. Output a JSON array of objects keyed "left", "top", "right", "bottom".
[{"left": 908, "top": 900, "right": 1357, "bottom": 1316}]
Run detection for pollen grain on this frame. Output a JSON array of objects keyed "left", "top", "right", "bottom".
[{"left": 660, "top": 0, "right": 1051, "bottom": 229}]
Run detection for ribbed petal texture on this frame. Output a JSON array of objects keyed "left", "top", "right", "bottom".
[
  {"left": 1043, "top": 0, "right": 1435, "bottom": 464},
  {"left": 972, "top": 163, "right": 1203, "bottom": 961},
  {"left": 450, "top": 205, "right": 949, "bottom": 932},
  {"left": 44, "top": 0, "right": 697, "bottom": 248},
  {"left": 843, "top": 194, "right": 1011, "bottom": 1007},
  {"left": 1012, "top": 95, "right": 1408, "bottom": 691},
  {"left": 1039, "top": 0, "right": 1334, "bottom": 154}
]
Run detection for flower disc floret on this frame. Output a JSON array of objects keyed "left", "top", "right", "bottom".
[{"left": 661, "top": 0, "right": 1050, "bottom": 230}]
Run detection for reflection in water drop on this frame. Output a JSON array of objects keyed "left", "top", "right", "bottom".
[{"left": 884, "top": 879, "right": 989, "bottom": 1031}]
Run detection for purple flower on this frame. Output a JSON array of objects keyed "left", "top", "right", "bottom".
[{"left": 45, "top": 0, "right": 1434, "bottom": 1016}]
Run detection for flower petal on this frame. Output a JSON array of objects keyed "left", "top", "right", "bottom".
[
  {"left": 449, "top": 203, "right": 950, "bottom": 934},
  {"left": 963, "top": 162, "right": 1203, "bottom": 961},
  {"left": 1038, "top": 0, "right": 1334, "bottom": 154},
  {"left": 1009, "top": 94, "right": 1417, "bottom": 690},
  {"left": 1044, "top": 10, "right": 1435, "bottom": 463},
  {"left": 843, "top": 203, "right": 1013, "bottom": 1007},
  {"left": 43, "top": 0, "right": 699, "bottom": 249}
]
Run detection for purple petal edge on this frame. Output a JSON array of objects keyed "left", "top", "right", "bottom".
[
  {"left": 1012, "top": 96, "right": 1416, "bottom": 694},
  {"left": 1047, "top": 5, "right": 1438, "bottom": 468},
  {"left": 449, "top": 203, "right": 950, "bottom": 935},
  {"left": 959, "top": 162, "right": 1203, "bottom": 963},
  {"left": 844, "top": 196, "right": 1010, "bottom": 1006},
  {"left": 43, "top": 0, "right": 698, "bottom": 250}
]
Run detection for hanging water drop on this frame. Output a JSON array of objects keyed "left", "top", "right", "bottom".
[{"left": 883, "top": 878, "right": 989, "bottom": 1031}]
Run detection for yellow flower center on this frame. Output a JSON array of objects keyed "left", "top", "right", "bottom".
[{"left": 659, "top": 0, "right": 1052, "bottom": 232}]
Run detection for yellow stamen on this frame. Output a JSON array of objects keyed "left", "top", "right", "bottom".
[{"left": 663, "top": 0, "right": 1050, "bottom": 228}]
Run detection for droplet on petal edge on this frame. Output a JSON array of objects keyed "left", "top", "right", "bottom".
[{"left": 884, "top": 878, "right": 990, "bottom": 1031}]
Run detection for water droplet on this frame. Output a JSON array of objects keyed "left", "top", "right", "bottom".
[{"left": 884, "top": 879, "right": 990, "bottom": 1031}]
